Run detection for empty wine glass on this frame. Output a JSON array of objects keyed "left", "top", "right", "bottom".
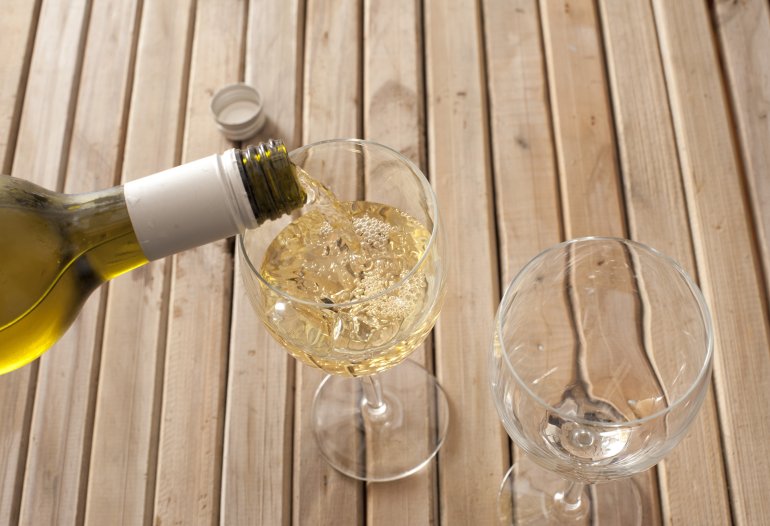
[
  {"left": 489, "top": 237, "right": 713, "bottom": 524},
  {"left": 239, "top": 139, "right": 448, "bottom": 481}
]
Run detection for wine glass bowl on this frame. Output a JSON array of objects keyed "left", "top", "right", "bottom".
[
  {"left": 490, "top": 237, "right": 713, "bottom": 522},
  {"left": 238, "top": 139, "right": 448, "bottom": 481}
]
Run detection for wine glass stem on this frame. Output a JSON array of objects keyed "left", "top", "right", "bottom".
[
  {"left": 362, "top": 374, "right": 387, "bottom": 416},
  {"left": 557, "top": 482, "right": 585, "bottom": 508},
  {"left": 553, "top": 481, "right": 588, "bottom": 519}
]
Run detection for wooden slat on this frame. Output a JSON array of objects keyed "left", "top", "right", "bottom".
[
  {"left": 0, "top": 1, "right": 41, "bottom": 524},
  {"left": 0, "top": 0, "right": 39, "bottom": 174},
  {"left": 364, "top": 0, "right": 425, "bottom": 165},
  {"left": 597, "top": 0, "right": 731, "bottom": 523},
  {"left": 151, "top": 0, "right": 243, "bottom": 523},
  {"left": 0, "top": 365, "right": 34, "bottom": 526},
  {"left": 483, "top": 0, "right": 561, "bottom": 269},
  {"left": 9, "top": 0, "right": 87, "bottom": 190},
  {"left": 363, "top": 0, "right": 437, "bottom": 523},
  {"left": 227, "top": 231, "right": 296, "bottom": 526},
  {"left": 714, "top": 0, "right": 770, "bottom": 299},
  {"left": 243, "top": 1, "right": 305, "bottom": 149},
  {"left": 424, "top": 0, "right": 507, "bottom": 523},
  {"left": 538, "top": 0, "right": 662, "bottom": 522},
  {"left": 538, "top": 0, "right": 624, "bottom": 238},
  {"left": 220, "top": 1, "right": 303, "bottom": 525},
  {"left": 653, "top": 0, "right": 770, "bottom": 523},
  {"left": 85, "top": 1, "right": 195, "bottom": 524},
  {"left": 9, "top": 1, "right": 94, "bottom": 524},
  {"left": 294, "top": 1, "right": 364, "bottom": 524},
  {"left": 481, "top": 1, "right": 563, "bottom": 522}
]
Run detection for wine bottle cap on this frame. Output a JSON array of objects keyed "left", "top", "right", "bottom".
[{"left": 210, "top": 83, "right": 266, "bottom": 140}]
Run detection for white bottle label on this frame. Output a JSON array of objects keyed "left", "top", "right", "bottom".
[{"left": 124, "top": 151, "right": 255, "bottom": 260}]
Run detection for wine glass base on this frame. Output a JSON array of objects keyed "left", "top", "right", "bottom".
[
  {"left": 312, "top": 359, "right": 449, "bottom": 482},
  {"left": 497, "top": 460, "right": 642, "bottom": 525}
]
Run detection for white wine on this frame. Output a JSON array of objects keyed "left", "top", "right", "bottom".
[
  {"left": 257, "top": 180, "right": 438, "bottom": 377},
  {"left": 0, "top": 141, "right": 305, "bottom": 374}
]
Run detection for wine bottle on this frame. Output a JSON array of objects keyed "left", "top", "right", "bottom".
[{"left": 0, "top": 139, "right": 306, "bottom": 374}]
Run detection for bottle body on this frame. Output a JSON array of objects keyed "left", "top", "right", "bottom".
[
  {"left": 0, "top": 179, "right": 147, "bottom": 373},
  {"left": 0, "top": 140, "right": 305, "bottom": 374}
]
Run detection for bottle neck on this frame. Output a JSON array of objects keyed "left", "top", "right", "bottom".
[
  {"left": 65, "top": 186, "right": 148, "bottom": 280},
  {"left": 65, "top": 185, "right": 136, "bottom": 247},
  {"left": 124, "top": 141, "right": 306, "bottom": 261},
  {"left": 236, "top": 140, "right": 307, "bottom": 224}
]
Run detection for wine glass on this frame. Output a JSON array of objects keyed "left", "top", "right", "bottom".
[
  {"left": 238, "top": 139, "right": 448, "bottom": 481},
  {"left": 489, "top": 237, "right": 713, "bottom": 524}
]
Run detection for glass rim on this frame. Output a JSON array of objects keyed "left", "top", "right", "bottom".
[
  {"left": 238, "top": 138, "right": 441, "bottom": 309},
  {"left": 495, "top": 236, "right": 715, "bottom": 428}
]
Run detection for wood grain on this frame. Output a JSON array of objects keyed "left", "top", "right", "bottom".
[
  {"left": 86, "top": 1, "right": 195, "bottom": 524},
  {"left": 294, "top": 1, "right": 364, "bottom": 524},
  {"left": 220, "top": 1, "right": 304, "bottom": 524},
  {"left": 424, "top": 0, "right": 508, "bottom": 523},
  {"left": 364, "top": 0, "right": 425, "bottom": 166},
  {"left": 653, "top": 0, "right": 770, "bottom": 523},
  {"left": 483, "top": 0, "right": 562, "bottom": 268},
  {"left": 9, "top": 0, "right": 88, "bottom": 189},
  {"left": 538, "top": 0, "right": 624, "bottom": 239},
  {"left": 243, "top": 0, "right": 305, "bottom": 149},
  {"left": 0, "top": 0, "right": 40, "bottom": 174},
  {"left": 597, "top": 0, "right": 731, "bottom": 523},
  {"left": 714, "top": 0, "right": 770, "bottom": 301},
  {"left": 223, "top": 260, "right": 295, "bottom": 526}
]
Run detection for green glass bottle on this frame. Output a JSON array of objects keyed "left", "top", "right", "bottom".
[{"left": 0, "top": 139, "right": 305, "bottom": 374}]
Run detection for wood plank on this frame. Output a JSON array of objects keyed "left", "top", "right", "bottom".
[
  {"left": 0, "top": 1, "right": 41, "bottom": 523},
  {"left": 151, "top": 0, "right": 242, "bottom": 524},
  {"left": 714, "top": 0, "right": 770, "bottom": 300},
  {"left": 538, "top": 0, "right": 624, "bottom": 238},
  {"left": 363, "top": 0, "right": 437, "bottom": 523},
  {"left": 85, "top": 1, "right": 195, "bottom": 524},
  {"left": 481, "top": 1, "right": 563, "bottom": 522},
  {"left": 8, "top": 1, "right": 94, "bottom": 524},
  {"left": 243, "top": 0, "right": 305, "bottom": 149},
  {"left": 538, "top": 0, "right": 662, "bottom": 522},
  {"left": 653, "top": 0, "right": 770, "bottom": 523},
  {"left": 220, "top": 1, "right": 303, "bottom": 525},
  {"left": 0, "top": 376, "right": 36, "bottom": 523},
  {"left": 364, "top": 0, "right": 425, "bottom": 165},
  {"left": 9, "top": 0, "right": 87, "bottom": 190},
  {"left": 424, "top": 0, "right": 508, "bottom": 523},
  {"left": 223, "top": 275, "right": 295, "bottom": 526},
  {"left": 483, "top": 0, "right": 562, "bottom": 269},
  {"left": 294, "top": 0, "right": 364, "bottom": 524},
  {"left": 0, "top": 0, "right": 40, "bottom": 173},
  {"left": 597, "top": 0, "right": 731, "bottom": 523},
  {"left": 0, "top": 366, "right": 35, "bottom": 526}
]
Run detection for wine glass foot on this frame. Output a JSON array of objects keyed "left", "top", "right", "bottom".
[
  {"left": 312, "top": 359, "right": 449, "bottom": 482},
  {"left": 497, "top": 461, "right": 642, "bottom": 525}
]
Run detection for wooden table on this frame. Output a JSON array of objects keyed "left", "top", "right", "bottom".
[{"left": 2, "top": 0, "right": 769, "bottom": 524}]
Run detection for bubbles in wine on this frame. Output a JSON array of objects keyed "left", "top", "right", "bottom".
[{"left": 257, "top": 170, "right": 434, "bottom": 376}]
